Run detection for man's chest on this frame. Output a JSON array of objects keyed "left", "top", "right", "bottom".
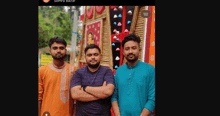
[
  {"left": 44, "top": 71, "right": 62, "bottom": 84},
  {"left": 117, "top": 69, "right": 149, "bottom": 87},
  {"left": 43, "top": 68, "right": 72, "bottom": 88},
  {"left": 81, "top": 73, "right": 105, "bottom": 86}
]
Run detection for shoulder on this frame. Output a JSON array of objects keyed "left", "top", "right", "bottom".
[
  {"left": 114, "top": 64, "right": 126, "bottom": 76},
  {"left": 100, "top": 65, "right": 112, "bottom": 72},
  {"left": 75, "top": 66, "right": 87, "bottom": 74},
  {"left": 138, "top": 61, "right": 155, "bottom": 74},
  {"left": 38, "top": 64, "right": 50, "bottom": 77},
  {"left": 139, "top": 61, "right": 154, "bottom": 69},
  {"left": 38, "top": 64, "right": 49, "bottom": 72},
  {"left": 116, "top": 64, "right": 126, "bottom": 72}
]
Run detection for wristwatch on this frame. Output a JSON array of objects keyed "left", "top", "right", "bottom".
[{"left": 83, "top": 86, "right": 87, "bottom": 92}]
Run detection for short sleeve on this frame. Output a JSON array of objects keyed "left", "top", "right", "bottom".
[
  {"left": 111, "top": 70, "right": 118, "bottom": 102},
  {"left": 70, "top": 70, "right": 82, "bottom": 88},
  {"left": 104, "top": 68, "right": 115, "bottom": 86},
  {"left": 69, "top": 65, "right": 77, "bottom": 79}
]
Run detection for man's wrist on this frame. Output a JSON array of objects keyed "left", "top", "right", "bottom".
[
  {"left": 115, "top": 113, "right": 121, "bottom": 116},
  {"left": 140, "top": 108, "right": 151, "bottom": 116}
]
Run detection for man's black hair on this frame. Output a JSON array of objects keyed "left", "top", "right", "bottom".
[
  {"left": 122, "top": 33, "right": 141, "bottom": 48},
  {"left": 48, "top": 37, "right": 67, "bottom": 48},
  {"left": 84, "top": 44, "right": 101, "bottom": 54}
]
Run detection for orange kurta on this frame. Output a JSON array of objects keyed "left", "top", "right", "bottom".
[{"left": 38, "top": 62, "right": 76, "bottom": 116}]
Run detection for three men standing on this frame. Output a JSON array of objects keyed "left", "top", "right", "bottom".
[{"left": 38, "top": 33, "right": 155, "bottom": 116}]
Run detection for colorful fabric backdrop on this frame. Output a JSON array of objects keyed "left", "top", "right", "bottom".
[
  {"left": 144, "top": 6, "right": 155, "bottom": 67},
  {"left": 85, "top": 20, "right": 102, "bottom": 47},
  {"left": 148, "top": 6, "right": 155, "bottom": 67}
]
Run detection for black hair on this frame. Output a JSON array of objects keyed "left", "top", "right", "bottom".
[
  {"left": 88, "top": 32, "right": 94, "bottom": 40},
  {"left": 122, "top": 33, "right": 141, "bottom": 48},
  {"left": 48, "top": 37, "right": 67, "bottom": 48},
  {"left": 84, "top": 44, "right": 101, "bottom": 54}
]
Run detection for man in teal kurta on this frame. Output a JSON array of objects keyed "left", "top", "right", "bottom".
[{"left": 111, "top": 33, "right": 155, "bottom": 116}]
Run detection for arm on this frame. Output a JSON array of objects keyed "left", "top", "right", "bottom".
[
  {"left": 38, "top": 67, "right": 44, "bottom": 116},
  {"left": 70, "top": 70, "right": 100, "bottom": 102},
  {"left": 38, "top": 100, "right": 42, "bottom": 116},
  {"left": 111, "top": 71, "right": 121, "bottom": 116},
  {"left": 112, "top": 101, "right": 121, "bottom": 116},
  {"left": 71, "top": 85, "right": 100, "bottom": 102},
  {"left": 140, "top": 67, "right": 155, "bottom": 116},
  {"left": 84, "top": 81, "right": 115, "bottom": 99},
  {"left": 84, "top": 68, "right": 115, "bottom": 99},
  {"left": 140, "top": 108, "right": 151, "bottom": 116}
]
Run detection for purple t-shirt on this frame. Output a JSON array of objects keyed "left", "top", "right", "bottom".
[{"left": 70, "top": 65, "right": 115, "bottom": 115}]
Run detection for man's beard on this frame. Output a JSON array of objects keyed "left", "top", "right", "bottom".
[
  {"left": 52, "top": 53, "right": 66, "bottom": 61},
  {"left": 126, "top": 53, "right": 138, "bottom": 62},
  {"left": 87, "top": 61, "right": 100, "bottom": 68}
]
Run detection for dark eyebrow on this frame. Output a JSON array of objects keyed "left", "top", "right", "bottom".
[
  {"left": 86, "top": 53, "right": 92, "bottom": 55},
  {"left": 87, "top": 52, "right": 99, "bottom": 55},
  {"left": 52, "top": 46, "right": 65, "bottom": 48}
]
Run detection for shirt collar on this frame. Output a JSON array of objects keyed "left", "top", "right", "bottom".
[{"left": 126, "top": 60, "right": 140, "bottom": 69}]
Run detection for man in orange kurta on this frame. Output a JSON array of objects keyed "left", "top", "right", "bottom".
[{"left": 38, "top": 37, "right": 77, "bottom": 116}]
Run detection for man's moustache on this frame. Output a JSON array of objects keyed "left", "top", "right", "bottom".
[
  {"left": 127, "top": 53, "right": 135, "bottom": 56},
  {"left": 56, "top": 53, "right": 62, "bottom": 55},
  {"left": 90, "top": 60, "right": 97, "bottom": 62}
]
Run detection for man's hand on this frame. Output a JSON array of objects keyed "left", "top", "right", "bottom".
[
  {"left": 84, "top": 81, "right": 115, "bottom": 99},
  {"left": 139, "top": 108, "right": 151, "bottom": 116},
  {"left": 102, "top": 81, "right": 107, "bottom": 87},
  {"left": 71, "top": 85, "right": 100, "bottom": 102},
  {"left": 38, "top": 100, "right": 42, "bottom": 116},
  {"left": 111, "top": 101, "right": 121, "bottom": 116},
  {"left": 82, "top": 81, "right": 107, "bottom": 92}
]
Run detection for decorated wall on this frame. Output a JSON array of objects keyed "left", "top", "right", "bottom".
[
  {"left": 78, "top": 5, "right": 155, "bottom": 72},
  {"left": 77, "top": 5, "right": 155, "bottom": 116},
  {"left": 78, "top": 6, "right": 113, "bottom": 69},
  {"left": 122, "top": 6, "right": 155, "bottom": 67}
]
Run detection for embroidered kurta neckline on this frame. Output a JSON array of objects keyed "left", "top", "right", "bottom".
[{"left": 48, "top": 62, "right": 67, "bottom": 72}]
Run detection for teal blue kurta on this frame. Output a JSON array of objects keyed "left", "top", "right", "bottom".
[{"left": 111, "top": 60, "right": 155, "bottom": 116}]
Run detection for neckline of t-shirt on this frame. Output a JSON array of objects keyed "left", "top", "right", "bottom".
[{"left": 86, "top": 65, "right": 102, "bottom": 74}]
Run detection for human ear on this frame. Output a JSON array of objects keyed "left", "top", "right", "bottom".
[{"left": 138, "top": 45, "right": 141, "bottom": 52}]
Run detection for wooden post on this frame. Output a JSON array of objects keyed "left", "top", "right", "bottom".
[
  {"left": 105, "top": 6, "right": 113, "bottom": 70},
  {"left": 77, "top": 6, "right": 87, "bottom": 69},
  {"left": 130, "top": 6, "right": 139, "bottom": 33}
]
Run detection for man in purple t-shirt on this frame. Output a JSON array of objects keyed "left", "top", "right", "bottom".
[{"left": 70, "top": 44, "right": 115, "bottom": 115}]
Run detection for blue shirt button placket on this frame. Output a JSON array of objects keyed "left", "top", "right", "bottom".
[{"left": 127, "top": 71, "right": 132, "bottom": 95}]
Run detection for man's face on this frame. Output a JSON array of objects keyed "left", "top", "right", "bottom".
[
  {"left": 123, "top": 40, "right": 140, "bottom": 62},
  {"left": 49, "top": 42, "right": 67, "bottom": 61},
  {"left": 85, "top": 48, "right": 101, "bottom": 68}
]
